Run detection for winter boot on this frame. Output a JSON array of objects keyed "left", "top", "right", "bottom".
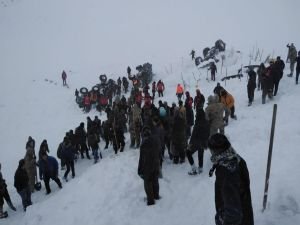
[
  {"left": 198, "top": 167, "right": 203, "bottom": 174},
  {"left": 0, "top": 207, "right": 8, "bottom": 219},
  {"left": 188, "top": 165, "right": 197, "bottom": 175},
  {"left": 0, "top": 212, "right": 8, "bottom": 219},
  {"left": 63, "top": 176, "right": 68, "bottom": 182}
]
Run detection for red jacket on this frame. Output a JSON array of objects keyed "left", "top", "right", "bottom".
[
  {"left": 84, "top": 96, "right": 91, "bottom": 105},
  {"left": 157, "top": 82, "right": 165, "bottom": 91}
]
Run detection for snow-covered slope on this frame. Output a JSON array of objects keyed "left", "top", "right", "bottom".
[{"left": 0, "top": 0, "right": 300, "bottom": 225}]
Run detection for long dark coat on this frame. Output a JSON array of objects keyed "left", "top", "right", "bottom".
[
  {"left": 214, "top": 157, "right": 254, "bottom": 225},
  {"left": 138, "top": 135, "right": 161, "bottom": 180}
]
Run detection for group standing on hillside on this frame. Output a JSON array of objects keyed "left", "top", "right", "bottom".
[{"left": 2, "top": 42, "right": 299, "bottom": 225}]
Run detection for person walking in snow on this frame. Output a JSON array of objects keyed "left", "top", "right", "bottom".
[
  {"left": 208, "top": 133, "right": 254, "bottom": 225},
  {"left": 272, "top": 57, "right": 284, "bottom": 96},
  {"left": 39, "top": 152, "right": 62, "bottom": 195},
  {"left": 190, "top": 49, "right": 195, "bottom": 60},
  {"left": 186, "top": 108, "right": 210, "bottom": 175},
  {"left": 176, "top": 84, "right": 184, "bottom": 101},
  {"left": 247, "top": 68, "right": 256, "bottom": 106},
  {"left": 87, "top": 128, "right": 101, "bottom": 163},
  {"left": 205, "top": 95, "right": 225, "bottom": 135},
  {"left": 0, "top": 163, "right": 16, "bottom": 218},
  {"left": 24, "top": 143, "right": 37, "bottom": 193},
  {"left": 157, "top": 80, "right": 165, "bottom": 97},
  {"left": 127, "top": 66, "right": 131, "bottom": 76},
  {"left": 151, "top": 81, "right": 156, "bottom": 100},
  {"left": 209, "top": 62, "right": 217, "bottom": 81},
  {"left": 138, "top": 126, "right": 161, "bottom": 206},
  {"left": 61, "top": 137, "right": 76, "bottom": 181},
  {"left": 171, "top": 108, "right": 187, "bottom": 164},
  {"left": 213, "top": 82, "right": 224, "bottom": 101},
  {"left": 14, "top": 159, "right": 32, "bottom": 211},
  {"left": 194, "top": 89, "right": 205, "bottom": 111},
  {"left": 295, "top": 51, "right": 300, "bottom": 85},
  {"left": 62, "top": 70, "right": 67, "bottom": 86},
  {"left": 220, "top": 90, "right": 236, "bottom": 124},
  {"left": 261, "top": 61, "right": 274, "bottom": 104},
  {"left": 256, "top": 63, "right": 265, "bottom": 91},
  {"left": 286, "top": 43, "right": 297, "bottom": 77}
]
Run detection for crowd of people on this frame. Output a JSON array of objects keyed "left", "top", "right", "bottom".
[{"left": 1, "top": 44, "right": 299, "bottom": 225}]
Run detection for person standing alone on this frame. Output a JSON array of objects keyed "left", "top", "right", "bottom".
[
  {"left": 62, "top": 70, "right": 67, "bottom": 86},
  {"left": 208, "top": 134, "right": 254, "bottom": 225}
]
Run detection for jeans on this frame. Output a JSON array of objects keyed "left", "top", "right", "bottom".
[
  {"left": 186, "top": 146, "right": 204, "bottom": 168},
  {"left": 44, "top": 175, "right": 62, "bottom": 193},
  {"left": 64, "top": 160, "right": 75, "bottom": 178},
  {"left": 18, "top": 187, "right": 32, "bottom": 210}
]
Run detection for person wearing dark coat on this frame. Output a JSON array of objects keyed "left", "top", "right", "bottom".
[
  {"left": 127, "top": 66, "right": 131, "bottom": 76},
  {"left": 194, "top": 89, "right": 205, "bottom": 110},
  {"left": 87, "top": 130, "right": 102, "bottom": 163},
  {"left": 247, "top": 69, "right": 257, "bottom": 106},
  {"left": 184, "top": 91, "right": 194, "bottom": 138},
  {"left": 61, "top": 138, "right": 75, "bottom": 181},
  {"left": 261, "top": 62, "right": 274, "bottom": 104},
  {"left": 209, "top": 62, "right": 217, "bottom": 81},
  {"left": 273, "top": 57, "right": 284, "bottom": 96},
  {"left": 0, "top": 163, "right": 16, "bottom": 218},
  {"left": 213, "top": 83, "right": 224, "bottom": 100},
  {"left": 186, "top": 109, "right": 210, "bottom": 175},
  {"left": 39, "top": 153, "right": 62, "bottom": 194},
  {"left": 208, "top": 134, "right": 254, "bottom": 225},
  {"left": 14, "top": 159, "right": 32, "bottom": 211},
  {"left": 138, "top": 126, "right": 161, "bottom": 206},
  {"left": 295, "top": 51, "right": 300, "bottom": 84},
  {"left": 256, "top": 63, "right": 265, "bottom": 91},
  {"left": 171, "top": 109, "right": 187, "bottom": 164},
  {"left": 75, "top": 123, "right": 91, "bottom": 159}
]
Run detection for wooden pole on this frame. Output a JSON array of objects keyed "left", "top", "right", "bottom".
[{"left": 262, "top": 104, "right": 277, "bottom": 212}]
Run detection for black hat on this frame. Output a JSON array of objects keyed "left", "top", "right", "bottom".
[{"left": 208, "top": 133, "right": 231, "bottom": 155}]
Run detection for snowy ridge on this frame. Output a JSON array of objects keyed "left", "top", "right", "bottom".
[{"left": 1, "top": 0, "right": 300, "bottom": 225}]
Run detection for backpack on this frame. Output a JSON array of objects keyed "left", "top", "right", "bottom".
[{"left": 159, "top": 107, "right": 167, "bottom": 117}]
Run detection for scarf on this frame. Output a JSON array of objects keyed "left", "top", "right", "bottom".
[{"left": 209, "top": 147, "right": 241, "bottom": 175}]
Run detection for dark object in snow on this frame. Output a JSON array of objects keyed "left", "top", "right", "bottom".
[
  {"left": 136, "top": 62, "right": 153, "bottom": 87},
  {"left": 215, "top": 39, "right": 226, "bottom": 52},
  {"left": 34, "top": 181, "right": 42, "bottom": 191},
  {"left": 80, "top": 87, "right": 88, "bottom": 95},
  {"left": 244, "top": 65, "right": 260, "bottom": 70},
  {"left": 221, "top": 74, "right": 243, "bottom": 81},
  {"left": 99, "top": 74, "right": 107, "bottom": 84}
]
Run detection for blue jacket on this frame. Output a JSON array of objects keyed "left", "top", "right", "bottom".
[{"left": 39, "top": 156, "right": 59, "bottom": 179}]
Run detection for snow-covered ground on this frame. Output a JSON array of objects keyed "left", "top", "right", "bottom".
[{"left": 0, "top": 0, "right": 300, "bottom": 224}]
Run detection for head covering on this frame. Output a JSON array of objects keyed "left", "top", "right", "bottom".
[
  {"left": 208, "top": 133, "right": 231, "bottom": 155},
  {"left": 207, "top": 95, "right": 217, "bottom": 104},
  {"left": 18, "top": 159, "right": 25, "bottom": 168}
]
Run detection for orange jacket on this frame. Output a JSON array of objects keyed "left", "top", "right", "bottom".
[
  {"left": 221, "top": 93, "right": 234, "bottom": 108},
  {"left": 176, "top": 85, "right": 184, "bottom": 94}
]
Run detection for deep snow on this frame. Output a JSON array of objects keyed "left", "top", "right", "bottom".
[{"left": 0, "top": 0, "right": 300, "bottom": 225}]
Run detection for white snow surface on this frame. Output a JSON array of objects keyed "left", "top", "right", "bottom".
[{"left": 0, "top": 0, "right": 300, "bottom": 224}]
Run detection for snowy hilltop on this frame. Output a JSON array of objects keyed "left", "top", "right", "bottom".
[{"left": 0, "top": 0, "right": 300, "bottom": 225}]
